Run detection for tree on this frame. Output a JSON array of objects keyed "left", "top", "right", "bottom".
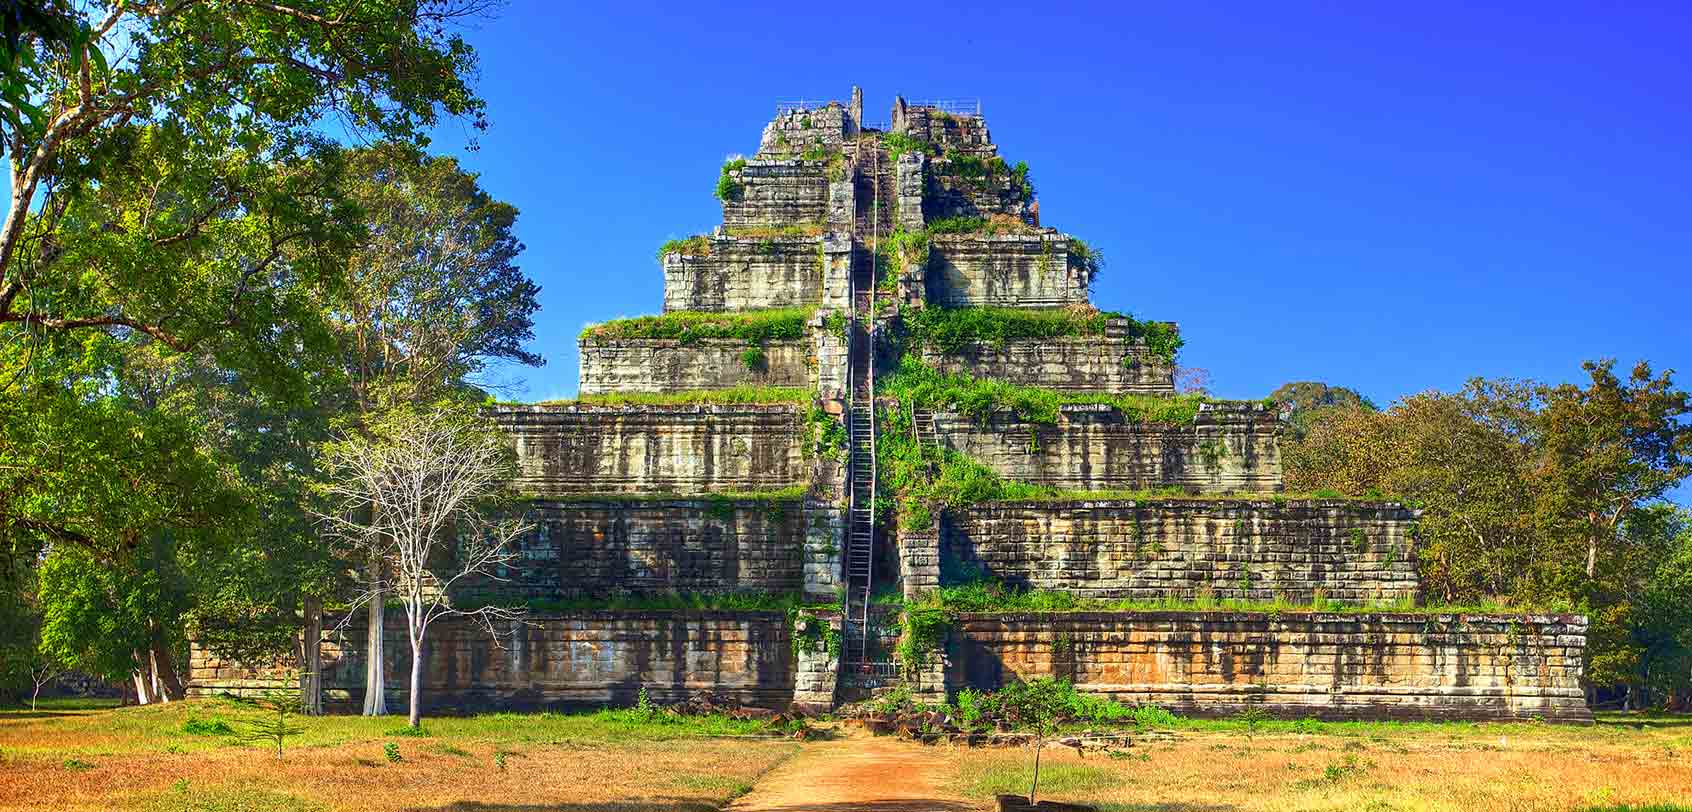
[
  {"left": 317, "top": 403, "right": 530, "bottom": 728},
  {"left": 1269, "top": 381, "right": 1377, "bottom": 441},
  {"left": 998, "top": 678, "right": 1067, "bottom": 805},
  {"left": 1586, "top": 505, "right": 1692, "bottom": 709},
  {"left": 1535, "top": 360, "right": 1692, "bottom": 581},
  {"left": 242, "top": 680, "right": 307, "bottom": 760},
  {"left": 326, "top": 144, "right": 542, "bottom": 716},
  {"left": 0, "top": 1, "right": 490, "bottom": 366}
]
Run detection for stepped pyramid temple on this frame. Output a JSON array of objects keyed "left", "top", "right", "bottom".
[{"left": 190, "top": 89, "right": 1591, "bottom": 720}]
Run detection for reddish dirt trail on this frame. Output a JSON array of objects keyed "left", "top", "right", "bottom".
[{"left": 728, "top": 729, "right": 983, "bottom": 812}]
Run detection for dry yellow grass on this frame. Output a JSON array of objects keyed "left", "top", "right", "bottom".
[
  {"left": 0, "top": 699, "right": 797, "bottom": 812},
  {"left": 940, "top": 717, "right": 1692, "bottom": 812}
]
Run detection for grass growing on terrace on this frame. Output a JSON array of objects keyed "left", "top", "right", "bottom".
[
  {"left": 899, "top": 305, "right": 1183, "bottom": 363},
  {"left": 544, "top": 485, "right": 810, "bottom": 504},
  {"left": 544, "top": 385, "right": 811, "bottom": 406},
  {"left": 454, "top": 589, "right": 821, "bottom": 614},
  {"left": 908, "top": 578, "right": 1567, "bottom": 616},
  {"left": 579, "top": 307, "right": 810, "bottom": 345},
  {"left": 878, "top": 355, "right": 1208, "bottom": 425}
]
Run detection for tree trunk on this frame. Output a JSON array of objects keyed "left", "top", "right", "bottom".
[
  {"left": 408, "top": 635, "right": 424, "bottom": 729},
  {"left": 150, "top": 635, "right": 185, "bottom": 701},
  {"left": 132, "top": 649, "right": 160, "bottom": 705},
  {"left": 1585, "top": 532, "right": 1598, "bottom": 579},
  {"left": 364, "top": 566, "right": 388, "bottom": 716},
  {"left": 1030, "top": 730, "right": 1043, "bottom": 804},
  {"left": 301, "top": 596, "right": 323, "bottom": 715}
]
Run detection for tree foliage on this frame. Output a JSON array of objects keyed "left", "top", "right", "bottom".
[{"left": 1283, "top": 360, "right": 1692, "bottom": 704}]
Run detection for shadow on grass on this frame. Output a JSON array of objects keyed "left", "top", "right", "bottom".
[
  {"left": 1593, "top": 712, "right": 1692, "bottom": 730},
  {"left": 0, "top": 710, "right": 94, "bottom": 720},
  {"left": 403, "top": 803, "right": 718, "bottom": 812},
  {"left": 1094, "top": 805, "right": 1241, "bottom": 812}
]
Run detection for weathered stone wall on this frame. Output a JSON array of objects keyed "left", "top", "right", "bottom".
[
  {"left": 918, "top": 325, "right": 1177, "bottom": 396},
  {"left": 926, "top": 234, "right": 1088, "bottom": 308},
  {"left": 495, "top": 404, "right": 806, "bottom": 495},
  {"left": 792, "top": 610, "right": 842, "bottom": 712},
  {"left": 758, "top": 104, "right": 853, "bottom": 156},
  {"left": 813, "top": 312, "right": 848, "bottom": 403},
  {"left": 722, "top": 161, "right": 830, "bottom": 229},
  {"left": 924, "top": 167, "right": 1034, "bottom": 225},
  {"left": 949, "top": 612, "right": 1590, "bottom": 721},
  {"left": 313, "top": 612, "right": 794, "bottom": 711},
  {"left": 941, "top": 499, "right": 1419, "bottom": 603},
  {"left": 932, "top": 403, "right": 1283, "bottom": 493},
  {"left": 450, "top": 498, "right": 807, "bottom": 601},
  {"left": 894, "top": 151, "right": 927, "bottom": 232},
  {"left": 578, "top": 338, "right": 810, "bottom": 394},
  {"left": 894, "top": 107, "right": 995, "bottom": 155},
  {"left": 661, "top": 236, "right": 822, "bottom": 312}
]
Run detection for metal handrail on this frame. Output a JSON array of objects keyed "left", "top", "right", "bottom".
[
  {"left": 862, "top": 145, "right": 880, "bottom": 664},
  {"left": 908, "top": 99, "right": 982, "bottom": 117}
]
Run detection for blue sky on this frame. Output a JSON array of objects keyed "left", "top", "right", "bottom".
[{"left": 442, "top": 1, "right": 1688, "bottom": 409}]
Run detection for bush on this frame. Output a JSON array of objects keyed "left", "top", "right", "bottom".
[
  {"left": 714, "top": 158, "right": 747, "bottom": 201},
  {"left": 182, "top": 716, "right": 235, "bottom": 736},
  {"left": 739, "top": 346, "right": 768, "bottom": 373}
]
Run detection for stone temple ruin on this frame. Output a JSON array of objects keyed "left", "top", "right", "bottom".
[{"left": 191, "top": 88, "right": 1591, "bottom": 721}]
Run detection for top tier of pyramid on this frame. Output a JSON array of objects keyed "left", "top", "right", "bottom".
[{"left": 659, "top": 88, "right": 1104, "bottom": 321}]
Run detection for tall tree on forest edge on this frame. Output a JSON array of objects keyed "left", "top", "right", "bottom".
[
  {"left": 1535, "top": 361, "right": 1692, "bottom": 582},
  {"left": 0, "top": 0, "right": 498, "bottom": 711},
  {"left": 329, "top": 144, "right": 542, "bottom": 715}
]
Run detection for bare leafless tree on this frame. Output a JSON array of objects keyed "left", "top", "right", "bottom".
[{"left": 316, "top": 404, "right": 530, "bottom": 727}]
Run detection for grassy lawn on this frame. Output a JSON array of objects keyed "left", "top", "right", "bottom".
[
  {"left": 941, "top": 712, "right": 1692, "bottom": 812},
  {"left": 0, "top": 698, "right": 799, "bottom": 812}
]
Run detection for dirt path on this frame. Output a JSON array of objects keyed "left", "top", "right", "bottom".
[{"left": 728, "top": 729, "right": 983, "bottom": 812}]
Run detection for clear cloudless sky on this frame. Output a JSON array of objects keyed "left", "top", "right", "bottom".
[{"left": 443, "top": 1, "right": 1688, "bottom": 411}]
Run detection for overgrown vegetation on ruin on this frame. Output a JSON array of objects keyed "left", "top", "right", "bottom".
[
  {"left": 897, "top": 306, "right": 1183, "bottom": 364},
  {"left": 874, "top": 400, "right": 1054, "bottom": 529},
  {"left": 456, "top": 589, "right": 814, "bottom": 615},
  {"left": 657, "top": 235, "right": 712, "bottom": 260},
  {"left": 924, "top": 213, "right": 1042, "bottom": 236},
  {"left": 542, "top": 485, "right": 810, "bottom": 504},
  {"left": 909, "top": 577, "right": 1562, "bottom": 616},
  {"left": 882, "top": 131, "right": 940, "bottom": 160},
  {"left": 722, "top": 222, "right": 827, "bottom": 238},
  {"left": 878, "top": 355, "right": 1210, "bottom": 425},
  {"left": 559, "top": 385, "right": 811, "bottom": 406},
  {"left": 715, "top": 158, "right": 747, "bottom": 201},
  {"left": 580, "top": 307, "right": 810, "bottom": 345}
]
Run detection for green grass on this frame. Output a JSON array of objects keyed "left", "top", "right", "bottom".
[
  {"left": 993, "top": 487, "right": 1402, "bottom": 503},
  {"left": 879, "top": 355, "right": 1209, "bottom": 425},
  {"left": 899, "top": 306, "right": 1182, "bottom": 363},
  {"left": 551, "top": 385, "right": 811, "bottom": 406},
  {"left": 657, "top": 235, "right": 711, "bottom": 260},
  {"left": 580, "top": 307, "right": 811, "bottom": 344},
  {"left": 955, "top": 758, "right": 1124, "bottom": 798},
  {"left": 0, "top": 696, "right": 795, "bottom": 760},
  {"left": 543, "top": 485, "right": 809, "bottom": 504},
  {"left": 917, "top": 578, "right": 1561, "bottom": 617},
  {"left": 452, "top": 589, "right": 821, "bottom": 615}
]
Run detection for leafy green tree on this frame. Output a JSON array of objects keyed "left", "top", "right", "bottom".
[
  {"left": 1586, "top": 505, "right": 1692, "bottom": 709},
  {"left": 1535, "top": 361, "right": 1692, "bottom": 581},
  {"left": 0, "top": 1, "right": 488, "bottom": 367},
  {"left": 325, "top": 144, "right": 542, "bottom": 716}
]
